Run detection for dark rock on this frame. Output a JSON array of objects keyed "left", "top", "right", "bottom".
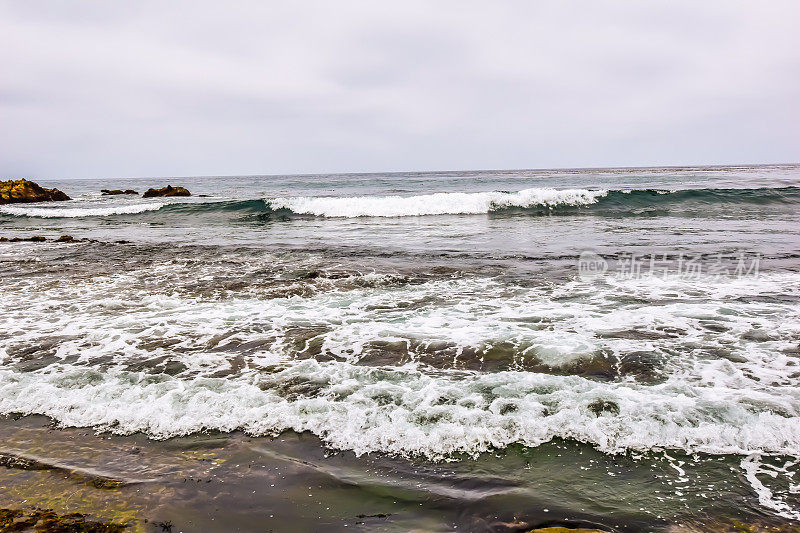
[
  {"left": 154, "top": 520, "right": 174, "bottom": 532},
  {"left": 0, "top": 507, "right": 127, "bottom": 532},
  {"left": 0, "top": 179, "right": 70, "bottom": 204},
  {"left": 528, "top": 526, "right": 603, "bottom": 533},
  {"left": 56, "top": 235, "right": 76, "bottom": 243},
  {"left": 0, "top": 450, "right": 136, "bottom": 493},
  {"left": 701, "top": 322, "right": 729, "bottom": 333},
  {"left": 0, "top": 452, "right": 52, "bottom": 471},
  {"left": 142, "top": 185, "right": 191, "bottom": 198},
  {"left": 742, "top": 329, "right": 775, "bottom": 342},
  {"left": 8, "top": 236, "right": 47, "bottom": 242},
  {"left": 617, "top": 351, "right": 664, "bottom": 383},
  {"left": 0, "top": 508, "right": 23, "bottom": 528},
  {"left": 587, "top": 399, "right": 620, "bottom": 416},
  {"left": 101, "top": 189, "right": 138, "bottom": 195}
]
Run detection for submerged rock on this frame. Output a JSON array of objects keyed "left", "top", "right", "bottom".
[
  {"left": 0, "top": 450, "right": 143, "bottom": 491},
  {"left": 0, "top": 235, "right": 93, "bottom": 244},
  {"left": 0, "top": 179, "right": 70, "bottom": 204},
  {"left": 0, "top": 508, "right": 127, "bottom": 532},
  {"left": 142, "top": 185, "right": 191, "bottom": 198},
  {"left": 0, "top": 453, "right": 51, "bottom": 471},
  {"left": 587, "top": 399, "right": 620, "bottom": 416},
  {"left": 101, "top": 189, "right": 138, "bottom": 195},
  {"left": 528, "top": 526, "right": 603, "bottom": 533},
  {"left": 0, "top": 236, "right": 47, "bottom": 242},
  {"left": 490, "top": 521, "right": 606, "bottom": 533}
]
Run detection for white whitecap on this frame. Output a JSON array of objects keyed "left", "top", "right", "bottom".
[
  {"left": 0, "top": 202, "right": 167, "bottom": 218},
  {"left": 1, "top": 269, "right": 800, "bottom": 460},
  {"left": 267, "top": 188, "right": 607, "bottom": 217}
]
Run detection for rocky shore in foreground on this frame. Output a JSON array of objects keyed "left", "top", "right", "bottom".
[{"left": 0, "top": 414, "right": 794, "bottom": 532}]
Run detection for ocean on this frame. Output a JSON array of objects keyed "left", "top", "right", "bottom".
[{"left": 1, "top": 164, "right": 800, "bottom": 531}]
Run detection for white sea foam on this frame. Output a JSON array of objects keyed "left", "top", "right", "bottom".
[
  {"left": 267, "top": 188, "right": 607, "bottom": 217},
  {"left": 2, "top": 263, "right": 800, "bottom": 461},
  {"left": 1, "top": 359, "right": 800, "bottom": 460},
  {"left": 0, "top": 202, "right": 167, "bottom": 218},
  {"left": 741, "top": 454, "right": 800, "bottom": 520}
]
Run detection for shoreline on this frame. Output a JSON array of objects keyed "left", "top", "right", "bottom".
[{"left": 1, "top": 414, "right": 798, "bottom": 532}]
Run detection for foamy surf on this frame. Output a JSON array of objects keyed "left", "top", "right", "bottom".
[
  {"left": 741, "top": 454, "right": 800, "bottom": 520},
  {"left": 266, "top": 188, "right": 607, "bottom": 217},
  {"left": 2, "top": 249, "right": 799, "bottom": 460},
  {"left": 1, "top": 359, "right": 799, "bottom": 460},
  {"left": 0, "top": 202, "right": 167, "bottom": 218}
]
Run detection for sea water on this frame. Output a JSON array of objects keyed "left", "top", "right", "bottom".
[{"left": 1, "top": 164, "right": 800, "bottom": 530}]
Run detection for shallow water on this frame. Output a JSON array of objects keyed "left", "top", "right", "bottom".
[
  {"left": 1, "top": 415, "right": 797, "bottom": 532},
  {"left": 1, "top": 165, "right": 800, "bottom": 531}
]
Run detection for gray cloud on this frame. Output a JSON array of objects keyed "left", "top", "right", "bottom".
[{"left": 1, "top": 0, "right": 799, "bottom": 178}]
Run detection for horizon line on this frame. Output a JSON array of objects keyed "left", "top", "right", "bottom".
[{"left": 4, "top": 161, "right": 798, "bottom": 182}]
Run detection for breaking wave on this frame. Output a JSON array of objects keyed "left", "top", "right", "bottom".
[
  {"left": 1, "top": 267, "right": 799, "bottom": 460},
  {"left": 0, "top": 202, "right": 168, "bottom": 218},
  {"left": 1, "top": 187, "right": 798, "bottom": 219},
  {"left": 265, "top": 186, "right": 800, "bottom": 218},
  {"left": 267, "top": 188, "right": 607, "bottom": 217},
  {"left": 2, "top": 360, "right": 799, "bottom": 460}
]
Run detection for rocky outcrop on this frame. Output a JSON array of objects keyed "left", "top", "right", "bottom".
[
  {"left": 0, "top": 236, "right": 47, "bottom": 242},
  {"left": 0, "top": 235, "right": 89, "bottom": 243},
  {"left": 0, "top": 508, "right": 127, "bottom": 532},
  {"left": 0, "top": 179, "right": 70, "bottom": 204},
  {"left": 101, "top": 189, "right": 138, "bottom": 195},
  {"left": 142, "top": 185, "right": 191, "bottom": 198},
  {"left": 0, "top": 236, "right": 129, "bottom": 244}
]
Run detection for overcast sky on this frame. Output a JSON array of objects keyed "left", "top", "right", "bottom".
[{"left": 1, "top": 1, "right": 799, "bottom": 179}]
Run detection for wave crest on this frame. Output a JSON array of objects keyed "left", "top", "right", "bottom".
[
  {"left": 1, "top": 187, "right": 798, "bottom": 219},
  {"left": 0, "top": 202, "right": 167, "bottom": 218},
  {"left": 266, "top": 188, "right": 607, "bottom": 217}
]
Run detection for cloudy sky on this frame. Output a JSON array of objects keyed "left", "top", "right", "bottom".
[{"left": 1, "top": 1, "right": 799, "bottom": 178}]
